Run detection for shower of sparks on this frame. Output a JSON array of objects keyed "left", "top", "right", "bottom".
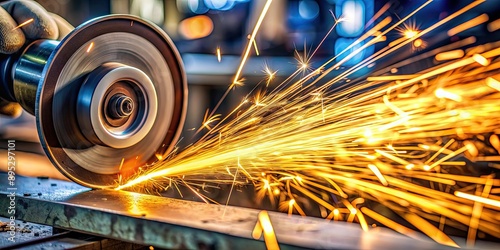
[
  {"left": 11, "top": 18, "right": 34, "bottom": 31},
  {"left": 118, "top": 0, "right": 500, "bottom": 247}
]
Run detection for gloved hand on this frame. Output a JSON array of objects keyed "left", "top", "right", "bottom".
[
  {"left": 0, "top": 0, "right": 72, "bottom": 181},
  {"left": 0, "top": 0, "right": 74, "bottom": 117},
  {"left": 0, "top": 0, "right": 73, "bottom": 54}
]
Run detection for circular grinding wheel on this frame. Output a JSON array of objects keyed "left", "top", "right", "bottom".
[{"left": 35, "top": 15, "right": 187, "bottom": 188}]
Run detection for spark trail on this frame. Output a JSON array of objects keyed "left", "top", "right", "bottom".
[{"left": 118, "top": 0, "right": 500, "bottom": 247}]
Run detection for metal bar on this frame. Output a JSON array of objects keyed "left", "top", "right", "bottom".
[
  {"left": 0, "top": 173, "right": 450, "bottom": 249},
  {"left": 3, "top": 231, "right": 147, "bottom": 250},
  {"left": 3, "top": 231, "right": 70, "bottom": 249}
]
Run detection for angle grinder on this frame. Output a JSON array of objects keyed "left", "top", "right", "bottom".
[{"left": 0, "top": 15, "right": 187, "bottom": 189}]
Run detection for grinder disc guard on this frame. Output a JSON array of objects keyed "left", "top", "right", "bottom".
[{"left": 35, "top": 15, "right": 187, "bottom": 188}]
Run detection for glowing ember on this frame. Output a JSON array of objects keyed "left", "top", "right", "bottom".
[
  {"left": 413, "top": 38, "right": 423, "bottom": 47},
  {"left": 404, "top": 30, "right": 418, "bottom": 39}
]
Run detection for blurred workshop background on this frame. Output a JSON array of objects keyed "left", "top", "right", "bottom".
[
  {"left": 1, "top": 0, "right": 500, "bottom": 147},
  {"left": 19, "top": 0, "right": 496, "bottom": 142}
]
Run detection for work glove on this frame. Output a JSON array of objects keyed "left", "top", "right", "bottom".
[{"left": 0, "top": 0, "right": 74, "bottom": 117}]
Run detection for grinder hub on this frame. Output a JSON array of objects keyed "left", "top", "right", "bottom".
[
  {"left": 77, "top": 63, "right": 158, "bottom": 149},
  {"left": 3, "top": 15, "right": 187, "bottom": 188}
]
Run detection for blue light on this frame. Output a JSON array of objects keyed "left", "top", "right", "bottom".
[
  {"left": 334, "top": 38, "right": 373, "bottom": 66},
  {"left": 298, "top": 0, "right": 319, "bottom": 20},
  {"left": 204, "top": 0, "right": 235, "bottom": 11},
  {"left": 188, "top": 0, "right": 209, "bottom": 14},
  {"left": 218, "top": 0, "right": 235, "bottom": 11},
  {"left": 336, "top": 0, "right": 366, "bottom": 37}
]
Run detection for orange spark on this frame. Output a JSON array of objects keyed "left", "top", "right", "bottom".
[
  {"left": 253, "top": 39, "right": 260, "bottom": 56},
  {"left": 368, "top": 164, "right": 388, "bottom": 186},
  {"left": 448, "top": 13, "right": 489, "bottom": 36},
  {"left": 87, "top": 42, "right": 94, "bottom": 53},
  {"left": 413, "top": 38, "right": 423, "bottom": 47},
  {"left": 216, "top": 47, "right": 222, "bottom": 62},
  {"left": 486, "top": 77, "right": 500, "bottom": 91},
  {"left": 233, "top": 0, "right": 273, "bottom": 85},
  {"left": 258, "top": 211, "right": 280, "bottom": 250},
  {"left": 435, "top": 50, "right": 465, "bottom": 61},
  {"left": 473, "top": 54, "right": 489, "bottom": 66},
  {"left": 455, "top": 191, "right": 500, "bottom": 208},
  {"left": 11, "top": 18, "right": 33, "bottom": 31},
  {"left": 435, "top": 88, "right": 462, "bottom": 102},
  {"left": 288, "top": 199, "right": 295, "bottom": 216},
  {"left": 488, "top": 18, "right": 500, "bottom": 32}
]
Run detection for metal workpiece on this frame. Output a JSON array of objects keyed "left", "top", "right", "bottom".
[{"left": 0, "top": 174, "right": 455, "bottom": 250}]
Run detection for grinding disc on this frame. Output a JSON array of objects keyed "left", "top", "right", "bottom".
[{"left": 36, "top": 15, "right": 187, "bottom": 188}]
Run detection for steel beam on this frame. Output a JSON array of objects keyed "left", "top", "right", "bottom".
[{"left": 0, "top": 173, "right": 456, "bottom": 249}]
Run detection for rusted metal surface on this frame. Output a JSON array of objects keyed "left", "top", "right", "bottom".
[
  {"left": 0, "top": 227, "right": 148, "bottom": 249},
  {"left": 0, "top": 173, "right": 470, "bottom": 249}
]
